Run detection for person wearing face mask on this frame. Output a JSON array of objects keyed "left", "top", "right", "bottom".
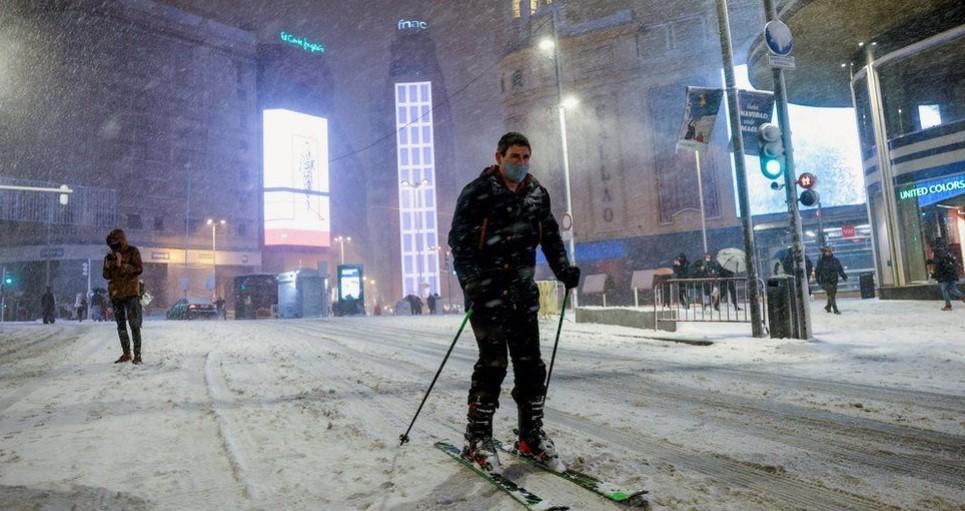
[
  {"left": 448, "top": 132, "right": 580, "bottom": 475},
  {"left": 103, "top": 228, "right": 144, "bottom": 364}
]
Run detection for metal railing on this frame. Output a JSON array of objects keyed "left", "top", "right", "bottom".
[
  {"left": 655, "top": 277, "right": 757, "bottom": 323},
  {"left": 0, "top": 176, "right": 116, "bottom": 227}
]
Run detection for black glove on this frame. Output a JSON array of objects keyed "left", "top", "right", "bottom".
[
  {"left": 463, "top": 279, "right": 487, "bottom": 308},
  {"left": 559, "top": 265, "right": 581, "bottom": 290}
]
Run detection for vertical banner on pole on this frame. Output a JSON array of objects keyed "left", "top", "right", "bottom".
[
  {"left": 737, "top": 90, "right": 776, "bottom": 156},
  {"left": 677, "top": 86, "right": 723, "bottom": 253},
  {"left": 676, "top": 86, "right": 723, "bottom": 152}
]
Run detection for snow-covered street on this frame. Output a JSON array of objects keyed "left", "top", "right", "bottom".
[{"left": 1, "top": 298, "right": 963, "bottom": 510}]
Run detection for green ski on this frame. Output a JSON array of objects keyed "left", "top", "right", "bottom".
[
  {"left": 496, "top": 440, "right": 649, "bottom": 507},
  {"left": 434, "top": 441, "right": 569, "bottom": 511}
]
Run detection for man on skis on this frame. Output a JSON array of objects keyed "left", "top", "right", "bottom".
[{"left": 448, "top": 132, "right": 580, "bottom": 475}]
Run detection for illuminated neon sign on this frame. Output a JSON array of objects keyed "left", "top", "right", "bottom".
[
  {"left": 280, "top": 32, "right": 325, "bottom": 54},
  {"left": 398, "top": 19, "right": 429, "bottom": 30},
  {"left": 898, "top": 174, "right": 965, "bottom": 207}
]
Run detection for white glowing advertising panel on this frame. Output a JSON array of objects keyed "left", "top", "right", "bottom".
[
  {"left": 395, "top": 81, "right": 439, "bottom": 298},
  {"left": 263, "top": 109, "right": 331, "bottom": 247}
]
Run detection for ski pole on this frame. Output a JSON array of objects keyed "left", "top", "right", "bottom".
[
  {"left": 399, "top": 308, "right": 474, "bottom": 446},
  {"left": 544, "top": 288, "right": 571, "bottom": 395}
]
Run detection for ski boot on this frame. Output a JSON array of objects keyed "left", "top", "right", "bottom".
[
  {"left": 462, "top": 435, "right": 502, "bottom": 475},
  {"left": 516, "top": 427, "right": 566, "bottom": 473},
  {"left": 462, "top": 401, "right": 502, "bottom": 474},
  {"left": 516, "top": 395, "right": 566, "bottom": 472}
]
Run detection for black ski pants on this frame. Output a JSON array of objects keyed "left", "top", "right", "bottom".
[
  {"left": 112, "top": 296, "right": 143, "bottom": 355},
  {"left": 467, "top": 302, "right": 546, "bottom": 417}
]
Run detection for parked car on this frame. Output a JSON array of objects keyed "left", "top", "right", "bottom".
[{"left": 166, "top": 297, "right": 217, "bottom": 320}]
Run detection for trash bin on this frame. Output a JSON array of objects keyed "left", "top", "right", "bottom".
[
  {"left": 859, "top": 272, "right": 875, "bottom": 299},
  {"left": 766, "top": 276, "right": 793, "bottom": 339}
]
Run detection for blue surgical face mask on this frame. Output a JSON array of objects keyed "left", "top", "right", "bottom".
[{"left": 502, "top": 161, "right": 529, "bottom": 183}]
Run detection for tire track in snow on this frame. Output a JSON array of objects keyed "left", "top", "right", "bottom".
[
  {"left": 0, "top": 327, "right": 65, "bottom": 361},
  {"left": 0, "top": 325, "right": 103, "bottom": 414},
  {"left": 568, "top": 369, "right": 965, "bottom": 487},
  {"left": 203, "top": 350, "right": 259, "bottom": 501}
]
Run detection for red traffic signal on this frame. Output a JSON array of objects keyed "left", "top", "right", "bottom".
[{"left": 797, "top": 172, "right": 817, "bottom": 189}]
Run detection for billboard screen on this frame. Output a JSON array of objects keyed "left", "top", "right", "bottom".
[{"left": 263, "top": 109, "right": 331, "bottom": 247}]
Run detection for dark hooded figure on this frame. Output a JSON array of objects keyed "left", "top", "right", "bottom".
[
  {"left": 103, "top": 229, "right": 144, "bottom": 364},
  {"left": 815, "top": 245, "right": 847, "bottom": 314},
  {"left": 927, "top": 238, "right": 965, "bottom": 310},
  {"left": 672, "top": 253, "right": 691, "bottom": 308},
  {"left": 448, "top": 132, "right": 580, "bottom": 475},
  {"left": 41, "top": 286, "right": 56, "bottom": 324}
]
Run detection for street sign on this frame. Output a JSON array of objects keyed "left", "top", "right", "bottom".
[
  {"left": 797, "top": 173, "right": 817, "bottom": 189},
  {"left": 767, "top": 54, "right": 796, "bottom": 70},
  {"left": 764, "top": 20, "right": 793, "bottom": 56},
  {"left": 842, "top": 224, "right": 856, "bottom": 239}
]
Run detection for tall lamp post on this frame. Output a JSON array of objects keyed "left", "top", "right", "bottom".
[
  {"left": 206, "top": 218, "right": 226, "bottom": 298},
  {"left": 334, "top": 235, "right": 352, "bottom": 265},
  {"left": 539, "top": 22, "right": 579, "bottom": 308},
  {"left": 368, "top": 278, "right": 378, "bottom": 312},
  {"left": 401, "top": 178, "right": 431, "bottom": 297}
]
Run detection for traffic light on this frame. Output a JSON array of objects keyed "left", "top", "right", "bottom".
[
  {"left": 82, "top": 262, "right": 89, "bottom": 277},
  {"left": 797, "top": 172, "right": 817, "bottom": 189},
  {"left": 799, "top": 189, "right": 820, "bottom": 207},
  {"left": 757, "top": 123, "right": 785, "bottom": 180},
  {"left": 797, "top": 172, "right": 819, "bottom": 206},
  {"left": 3, "top": 275, "right": 12, "bottom": 286}
]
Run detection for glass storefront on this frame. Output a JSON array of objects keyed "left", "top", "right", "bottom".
[{"left": 851, "top": 27, "right": 965, "bottom": 290}]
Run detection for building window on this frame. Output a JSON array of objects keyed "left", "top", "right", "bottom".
[
  {"left": 918, "top": 104, "right": 942, "bottom": 130},
  {"left": 513, "top": 0, "right": 521, "bottom": 18},
  {"left": 127, "top": 214, "right": 142, "bottom": 230},
  {"left": 153, "top": 216, "right": 164, "bottom": 231}
]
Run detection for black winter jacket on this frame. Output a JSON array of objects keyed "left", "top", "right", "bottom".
[
  {"left": 930, "top": 250, "right": 960, "bottom": 283},
  {"left": 448, "top": 166, "right": 569, "bottom": 308},
  {"left": 815, "top": 255, "right": 847, "bottom": 285}
]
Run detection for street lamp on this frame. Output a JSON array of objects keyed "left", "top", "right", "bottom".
[
  {"left": 539, "top": 16, "right": 579, "bottom": 308},
  {"left": 206, "top": 218, "right": 226, "bottom": 298},
  {"left": 334, "top": 235, "right": 352, "bottom": 264},
  {"left": 401, "top": 178, "right": 431, "bottom": 297}
]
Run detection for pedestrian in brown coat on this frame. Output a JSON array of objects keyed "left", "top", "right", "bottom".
[{"left": 103, "top": 229, "right": 144, "bottom": 364}]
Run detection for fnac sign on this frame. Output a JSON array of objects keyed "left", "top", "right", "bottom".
[{"left": 398, "top": 19, "right": 429, "bottom": 30}]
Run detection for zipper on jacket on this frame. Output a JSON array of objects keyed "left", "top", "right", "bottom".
[{"left": 478, "top": 217, "right": 489, "bottom": 251}]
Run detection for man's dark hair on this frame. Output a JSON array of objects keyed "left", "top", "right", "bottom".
[{"left": 497, "top": 132, "right": 531, "bottom": 156}]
